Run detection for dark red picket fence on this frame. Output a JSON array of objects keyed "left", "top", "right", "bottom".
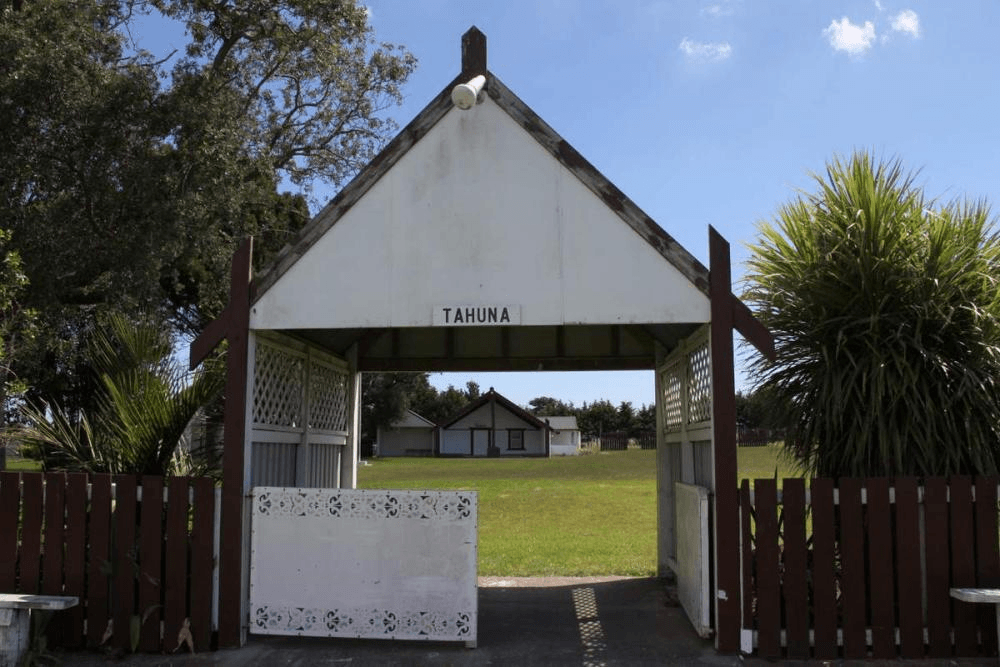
[
  {"left": 739, "top": 476, "right": 1000, "bottom": 660},
  {"left": 0, "top": 472, "right": 217, "bottom": 653}
]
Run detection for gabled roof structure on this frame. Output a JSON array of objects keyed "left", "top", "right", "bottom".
[
  {"left": 388, "top": 409, "right": 437, "bottom": 429},
  {"left": 252, "top": 26, "right": 707, "bottom": 306},
  {"left": 243, "top": 27, "right": 723, "bottom": 371},
  {"left": 440, "top": 388, "right": 549, "bottom": 431},
  {"left": 544, "top": 416, "right": 579, "bottom": 432}
]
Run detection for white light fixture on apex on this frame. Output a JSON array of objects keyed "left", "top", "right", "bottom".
[{"left": 451, "top": 75, "right": 486, "bottom": 110}]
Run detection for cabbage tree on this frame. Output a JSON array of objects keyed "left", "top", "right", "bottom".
[{"left": 744, "top": 152, "right": 1000, "bottom": 477}]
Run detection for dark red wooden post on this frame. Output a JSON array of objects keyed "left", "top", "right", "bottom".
[
  {"left": 709, "top": 226, "right": 774, "bottom": 653},
  {"left": 709, "top": 227, "right": 740, "bottom": 652},
  {"left": 190, "top": 238, "right": 253, "bottom": 647}
]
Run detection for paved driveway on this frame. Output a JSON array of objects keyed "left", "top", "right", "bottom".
[
  {"left": 52, "top": 577, "right": 999, "bottom": 666},
  {"left": 56, "top": 577, "right": 739, "bottom": 666}
]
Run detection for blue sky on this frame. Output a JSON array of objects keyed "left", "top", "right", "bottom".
[
  {"left": 360, "top": 1, "right": 1000, "bottom": 409},
  {"left": 146, "top": 1, "right": 1000, "bottom": 410}
]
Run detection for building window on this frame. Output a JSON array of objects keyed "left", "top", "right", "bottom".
[{"left": 508, "top": 429, "right": 525, "bottom": 450}]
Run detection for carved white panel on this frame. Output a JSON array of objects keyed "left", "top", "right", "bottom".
[{"left": 250, "top": 488, "right": 477, "bottom": 643}]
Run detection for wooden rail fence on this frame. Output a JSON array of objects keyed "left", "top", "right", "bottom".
[
  {"left": 739, "top": 476, "right": 1000, "bottom": 660},
  {"left": 598, "top": 431, "right": 656, "bottom": 451},
  {"left": 0, "top": 472, "right": 218, "bottom": 654}
]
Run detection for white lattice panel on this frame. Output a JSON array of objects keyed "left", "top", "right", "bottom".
[
  {"left": 250, "top": 488, "right": 477, "bottom": 644},
  {"left": 309, "top": 360, "right": 348, "bottom": 431},
  {"left": 686, "top": 341, "right": 712, "bottom": 424},
  {"left": 253, "top": 342, "right": 305, "bottom": 428},
  {"left": 661, "top": 364, "right": 683, "bottom": 429}
]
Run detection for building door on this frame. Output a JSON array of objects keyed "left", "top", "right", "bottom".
[{"left": 471, "top": 429, "right": 490, "bottom": 457}]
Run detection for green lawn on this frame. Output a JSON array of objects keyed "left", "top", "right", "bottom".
[
  {"left": 359, "top": 451, "right": 658, "bottom": 577},
  {"left": 3, "top": 457, "right": 41, "bottom": 472},
  {"left": 359, "top": 445, "right": 801, "bottom": 577},
  {"left": 737, "top": 442, "right": 803, "bottom": 486}
]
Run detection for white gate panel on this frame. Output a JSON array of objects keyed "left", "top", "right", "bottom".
[
  {"left": 249, "top": 487, "right": 477, "bottom": 644},
  {"left": 675, "top": 482, "right": 712, "bottom": 638}
]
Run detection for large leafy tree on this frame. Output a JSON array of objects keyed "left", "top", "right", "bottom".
[
  {"left": 744, "top": 152, "right": 1000, "bottom": 478},
  {"left": 0, "top": 0, "right": 414, "bottom": 415}
]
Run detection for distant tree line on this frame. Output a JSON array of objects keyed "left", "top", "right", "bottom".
[
  {"left": 525, "top": 396, "right": 655, "bottom": 439},
  {"left": 735, "top": 384, "right": 790, "bottom": 431}
]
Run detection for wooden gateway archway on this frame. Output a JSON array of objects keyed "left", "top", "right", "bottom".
[{"left": 191, "top": 28, "right": 773, "bottom": 653}]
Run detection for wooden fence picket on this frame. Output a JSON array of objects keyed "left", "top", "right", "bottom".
[
  {"left": 64, "top": 473, "right": 88, "bottom": 647},
  {"left": 86, "top": 474, "right": 112, "bottom": 648},
  {"left": 20, "top": 473, "right": 43, "bottom": 594},
  {"left": 894, "top": 477, "right": 923, "bottom": 658},
  {"left": 949, "top": 476, "right": 978, "bottom": 655},
  {"left": 810, "top": 478, "right": 837, "bottom": 659},
  {"left": 0, "top": 472, "right": 19, "bottom": 592},
  {"left": 975, "top": 476, "right": 1000, "bottom": 656},
  {"left": 138, "top": 475, "right": 164, "bottom": 652},
  {"left": 865, "top": 477, "right": 895, "bottom": 659},
  {"left": 781, "top": 478, "right": 809, "bottom": 659},
  {"left": 190, "top": 477, "right": 216, "bottom": 652},
  {"left": 754, "top": 478, "right": 780, "bottom": 659},
  {"left": 113, "top": 475, "right": 138, "bottom": 651},
  {"left": 838, "top": 477, "right": 866, "bottom": 659},
  {"left": 924, "top": 477, "right": 951, "bottom": 658},
  {"left": 164, "top": 476, "right": 190, "bottom": 651}
]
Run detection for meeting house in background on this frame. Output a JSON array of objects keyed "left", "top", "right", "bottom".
[{"left": 375, "top": 388, "right": 580, "bottom": 458}]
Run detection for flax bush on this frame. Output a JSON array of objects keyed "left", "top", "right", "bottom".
[{"left": 744, "top": 151, "right": 1000, "bottom": 477}]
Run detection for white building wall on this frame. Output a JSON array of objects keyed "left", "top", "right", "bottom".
[
  {"left": 441, "top": 429, "right": 469, "bottom": 456},
  {"left": 549, "top": 430, "right": 581, "bottom": 456},
  {"left": 250, "top": 97, "right": 709, "bottom": 331},
  {"left": 496, "top": 429, "right": 544, "bottom": 456}
]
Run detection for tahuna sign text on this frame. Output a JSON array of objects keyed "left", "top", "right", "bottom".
[{"left": 433, "top": 305, "right": 521, "bottom": 326}]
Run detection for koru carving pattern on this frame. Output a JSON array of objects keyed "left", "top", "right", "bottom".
[
  {"left": 251, "top": 605, "right": 475, "bottom": 640},
  {"left": 254, "top": 488, "right": 476, "bottom": 523}
]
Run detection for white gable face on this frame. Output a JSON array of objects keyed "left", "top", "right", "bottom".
[
  {"left": 446, "top": 401, "right": 539, "bottom": 431},
  {"left": 251, "top": 96, "right": 709, "bottom": 330}
]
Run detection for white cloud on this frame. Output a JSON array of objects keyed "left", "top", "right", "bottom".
[
  {"left": 679, "top": 37, "right": 732, "bottom": 62},
  {"left": 823, "top": 17, "right": 877, "bottom": 56},
  {"left": 874, "top": 0, "right": 884, "bottom": 12},
  {"left": 891, "top": 9, "right": 921, "bottom": 37},
  {"left": 702, "top": 1, "right": 737, "bottom": 18}
]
